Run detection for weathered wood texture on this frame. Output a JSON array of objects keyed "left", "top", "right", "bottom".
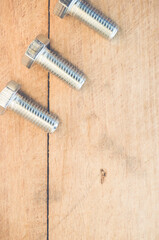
[
  {"left": 0, "top": 0, "right": 159, "bottom": 239},
  {"left": 50, "top": 0, "right": 159, "bottom": 239},
  {"left": 0, "top": 1, "right": 48, "bottom": 239}
]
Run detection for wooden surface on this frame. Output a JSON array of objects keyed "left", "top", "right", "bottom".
[
  {"left": 0, "top": 0, "right": 159, "bottom": 239},
  {"left": 0, "top": 1, "right": 48, "bottom": 239}
]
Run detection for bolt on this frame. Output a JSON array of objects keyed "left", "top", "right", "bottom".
[
  {"left": 22, "top": 34, "right": 86, "bottom": 90},
  {"left": 0, "top": 81, "right": 59, "bottom": 133},
  {"left": 54, "top": 0, "right": 118, "bottom": 39}
]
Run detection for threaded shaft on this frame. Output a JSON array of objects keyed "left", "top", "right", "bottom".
[
  {"left": 8, "top": 91, "right": 59, "bottom": 133},
  {"left": 69, "top": 0, "right": 118, "bottom": 39},
  {"left": 36, "top": 47, "right": 86, "bottom": 90}
]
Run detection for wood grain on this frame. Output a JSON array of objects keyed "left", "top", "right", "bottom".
[
  {"left": 49, "top": 0, "right": 159, "bottom": 239},
  {"left": 0, "top": 1, "right": 48, "bottom": 239}
]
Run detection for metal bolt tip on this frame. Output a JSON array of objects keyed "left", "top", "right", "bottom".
[{"left": 50, "top": 119, "right": 59, "bottom": 133}]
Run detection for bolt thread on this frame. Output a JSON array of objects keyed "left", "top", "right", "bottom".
[
  {"left": 69, "top": 0, "right": 118, "bottom": 39},
  {"left": 8, "top": 91, "right": 59, "bottom": 133},
  {"left": 36, "top": 47, "right": 86, "bottom": 90}
]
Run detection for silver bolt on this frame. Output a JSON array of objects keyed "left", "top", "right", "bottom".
[
  {"left": 54, "top": 0, "right": 118, "bottom": 39},
  {"left": 22, "top": 34, "right": 86, "bottom": 90},
  {"left": 0, "top": 81, "right": 59, "bottom": 133}
]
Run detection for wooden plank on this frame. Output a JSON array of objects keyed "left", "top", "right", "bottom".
[
  {"left": 49, "top": 0, "right": 159, "bottom": 239},
  {"left": 0, "top": 1, "right": 48, "bottom": 239}
]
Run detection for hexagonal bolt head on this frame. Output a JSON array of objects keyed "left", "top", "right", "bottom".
[
  {"left": 0, "top": 81, "right": 20, "bottom": 114},
  {"left": 22, "top": 34, "right": 50, "bottom": 69},
  {"left": 54, "top": 0, "right": 77, "bottom": 18}
]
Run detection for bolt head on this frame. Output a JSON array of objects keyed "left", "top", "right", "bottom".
[
  {"left": 54, "top": 0, "right": 77, "bottom": 18},
  {"left": 22, "top": 34, "right": 50, "bottom": 69},
  {"left": 0, "top": 81, "right": 20, "bottom": 114}
]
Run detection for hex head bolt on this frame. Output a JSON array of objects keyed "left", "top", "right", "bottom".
[
  {"left": 22, "top": 34, "right": 86, "bottom": 90},
  {"left": 0, "top": 81, "right": 59, "bottom": 133},
  {"left": 54, "top": 0, "right": 119, "bottom": 39}
]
